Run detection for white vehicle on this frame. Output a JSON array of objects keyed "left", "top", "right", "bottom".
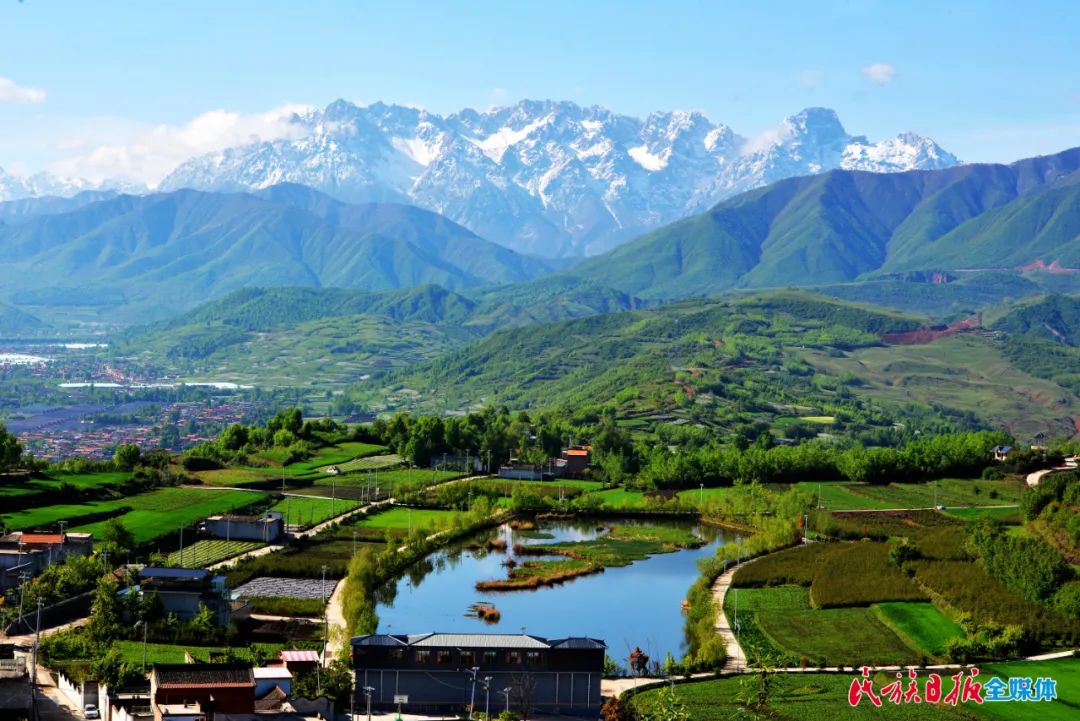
[{"left": 84, "top": 704, "right": 100, "bottom": 719}]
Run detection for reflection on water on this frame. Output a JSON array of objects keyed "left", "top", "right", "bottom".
[{"left": 375, "top": 517, "right": 725, "bottom": 665}]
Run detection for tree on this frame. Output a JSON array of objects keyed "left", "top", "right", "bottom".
[
  {"left": 91, "top": 647, "right": 143, "bottom": 689},
  {"left": 639, "top": 684, "right": 689, "bottom": 721},
  {"left": 113, "top": 443, "right": 141, "bottom": 471},
  {"left": 508, "top": 673, "right": 537, "bottom": 721},
  {"left": 0, "top": 422, "right": 24, "bottom": 472},
  {"left": 87, "top": 577, "right": 124, "bottom": 643},
  {"left": 100, "top": 518, "right": 135, "bottom": 556}
]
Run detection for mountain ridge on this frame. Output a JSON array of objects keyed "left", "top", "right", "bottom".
[{"left": 153, "top": 100, "right": 958, "bottom": 257}]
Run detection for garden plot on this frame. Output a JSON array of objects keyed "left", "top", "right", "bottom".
[{"left": 232, "top": 576, "right": 337, "bottom": 600}]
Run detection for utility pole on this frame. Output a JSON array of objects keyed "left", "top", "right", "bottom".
[
  {"left": 483, "top": 676, "right": 493, "bottom": 720},
  {"left": 363, "top": 685, "right": 374, "bottom": 721},
  {"left": 321, "top": 564, "right": 330, "bottom": 663},
  {"left": 464, "top": 666, "right": 480, "bottom": 720},
  {"left": 16, "top": 571, "right": 30, "bottom": 630},
  {"left": 699, "top": 483, "right": 704, "bottom": 505},
  {"left": 31, "top": 599, "right": 43, "bottom": 686},
  {"left": 501, "top": 687, "right": 511, "bottom": 713},
  {"left": 178, "top": 525, "right": 184, "bottom": 567}
]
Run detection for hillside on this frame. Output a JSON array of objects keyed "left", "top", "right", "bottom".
[
  {"left": 111, "top": 279, "right": 644, "bottom": 386},
  {"left": 355, "top": 290, "right": 1080, "bottom": 440},
  {"left": 557, "top": 147, "right": 1080, "bottom": 300},
  {"left": 0, "top": 186, "right": 564, "bottom": 326},
  {"left": 0, "top": 302, "right": 47, "bottom": 335}
]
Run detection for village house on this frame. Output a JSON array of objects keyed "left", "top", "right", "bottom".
[
  {"left": 991, "top": 445, "right": 1015, "bottom": 462},
  {"left": 0, "top": 531, "right": 94, "bottom": 591},
  {"left": 201, "top": 513, "right": 284, "bottom": 543},
  {"left": 150, "top": 664, "right": 255, "bottom": 721},
  {"left": 554, "top": 444, "right": 592, "bottom": 477},
  {"left": 351, "top": 632, "right": 605, "bottom": 717},
  {"left": 136, "top": 568, "right": 231, "bottom": 626}
]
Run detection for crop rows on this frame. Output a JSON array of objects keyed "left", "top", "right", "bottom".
[{"left": 168, "top": 540, "right": 263, "bottom": 568}]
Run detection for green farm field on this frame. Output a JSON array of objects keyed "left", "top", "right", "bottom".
[
  {"left": 788, "top": 479, "right": 1022, "bottom": 512},
  {"left": 358, "top": 507, "right": 457, "bottom": 529},
  {"left": 113, "top": 641, "right": 286, "bottom": 666},
  {"left": 632, "top": 669, "right": 1053, "bottom": 721},
  {"left": 970, "top": 658, "right": 1080, "bottom": 721},
  {"left": 168, "top": 539, "right": 263, "bottom": 568},
  {"left": 269, "top": 495, "right": 362, "bottom": 528},
  {"left": 873, "top": 602, "right": 964, "bottom": 657},
  {"left": 728, "top": 586, "right": 923, "bottom": 665},
  {"left": 3, "top": 487, "right": 267, "bottom": 543}
]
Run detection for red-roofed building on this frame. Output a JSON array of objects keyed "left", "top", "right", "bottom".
[
  {"left": 555, "top": 445, "right": 592, "bottom": 477},
  {"left": 0, "top": 531, "right": 93, "bottom": 591},
  {"left": 151, "top": 664, "right": 255, "bottom": 721},
  {"left": 277, "top": 649, "right": 320, "bottom": 676}
]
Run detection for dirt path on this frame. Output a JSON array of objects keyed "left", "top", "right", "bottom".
[
  {"left": 323, "top": 578, "right": 347, "bottom": 663},
  {"left": 712, "top": 559, "right": 750, "bottom": 673},
  {"left": 1026, "top": 468, "right": 1063, "bottom": 487}
]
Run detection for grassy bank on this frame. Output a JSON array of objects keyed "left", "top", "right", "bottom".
[{"left": 476, "top": 524, "right": 702, "bottom": 591}]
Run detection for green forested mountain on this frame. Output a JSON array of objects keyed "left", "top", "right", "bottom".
[
  {"left": 354, "top": 290, "right": 1080, "bottom": 440},
  {"left": 0, "top": 187, "right": 564, "bottom": 324},
  {"left": 0, "top": 302, "right": 47, "bottom": 335},
  {"left": 992, "top": 294, "right": 1080, "bottom": 345},
  {"left": 557, "top": 147, "right": 1080, "bottom": 300}
]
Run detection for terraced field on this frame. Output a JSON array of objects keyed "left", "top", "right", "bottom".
[{"left": 3, "top": 487, "right": 267, "bottom": 543}]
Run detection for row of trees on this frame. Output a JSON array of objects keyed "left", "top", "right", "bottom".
[{"left": 188, "top": 408, "right": 344, "bottom": 464}]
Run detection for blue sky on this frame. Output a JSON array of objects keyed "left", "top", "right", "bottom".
[{"left": 0, "top": 0, "right": 1077, "bottom": 183}]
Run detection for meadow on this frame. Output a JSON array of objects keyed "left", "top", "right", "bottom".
[
  {"left": 788, "top": 478, "right": 1022, "bottom": 512},
  {"left": 873, "top": 602, "right": 964, "bottom": 657},
  {"left": 630, "top": 666, "right": 1073, "bottom": 721},
  {"left": 2, "top": 487, "right": 266, "bottom": 543}
]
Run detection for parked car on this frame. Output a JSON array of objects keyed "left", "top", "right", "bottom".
[{"left": 84, "top": 704, "right": 100, "bottom": 719}]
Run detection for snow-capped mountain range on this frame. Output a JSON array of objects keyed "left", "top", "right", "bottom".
[{"left": 2, "top": 100, "right": 960, "bottom": 257}]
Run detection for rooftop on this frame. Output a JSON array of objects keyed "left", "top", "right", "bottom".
[
  {"left": 352, "top": 633, "right": 605, "bottom": 650},
  {"left": 19, "top": 533, "right": 65, "bottom": 544},
  {"left": 153, "top": 664, "right": 253, "bottom": 689},
  {"left": 253, "top": 668, "right": 292, "bottom": 680},
  {"left": 279, "top": 649, "right": 320, "bottom": 663}
]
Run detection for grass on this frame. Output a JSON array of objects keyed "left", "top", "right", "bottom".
[
  {"left": 356, "top": 507, "right": 457, "bottom": 529},
  {"left": 592, "top": 488, "right": 648, "bottom": 508},
  {"left": 0, "top": 471, "right": 134, "bottom": 498},
  {"left": 790, "top": 479, "right": 1023, "bottom": 512},
  {"left": 113, "top": 641, "right": 285, "bottom": 666},
  {"left": 633, "top": 672, "right": 1001, "bottom": 721},
  {"left": 725, "top": 584, "right": 923, "bottom": 666},
  {"left": 873, "top": 602, "right": 964, "bottom": 657},
  {"left": 4, "top": 487, "right": 267, "bottom": 543},
  {"left": 942, "top": 506, "right": 1022, "bottom": 523},
  {"left": 336, "top": 453, "right": 404, "bottom": 472},
  {"left": 970, "top": 658, "right": 1080, "bottom": 721},
  {"left": 167, "top": 539, "right": 263, "bottom": 568},
  {"left": 269, "top": 495, "right": 362, "bottom": 528}
]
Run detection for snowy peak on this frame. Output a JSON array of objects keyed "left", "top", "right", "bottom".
[
  {"left": 842, "top": 132, "right": 960, "bottom": 173},
  {"left": 4, "top": 99, "right": 960, "bottom": 257}
]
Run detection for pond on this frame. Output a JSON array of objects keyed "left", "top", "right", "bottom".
[{"left": 374, "top": 517, "right": 727, "bottom": 667}]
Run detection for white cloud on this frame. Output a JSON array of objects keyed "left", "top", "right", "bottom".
[
  {"left": 861, "top": 62, "right": 896, "bottom": 86},
  {"left": 47, "top": 104, "right": 314, "bottom": 185},
  {"left": 0, "top": 76, "right": 46, "bottom": 103},
  {"left": 741, "top": 124, "right": 792, "bottom": 155}
]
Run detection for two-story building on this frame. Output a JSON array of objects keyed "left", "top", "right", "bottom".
[
  {"left": 351, "top": 632, "right": 605, "bottom": 717},
  {"left": 137, "top": 568, "right": 231, "bottom": 626}
]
